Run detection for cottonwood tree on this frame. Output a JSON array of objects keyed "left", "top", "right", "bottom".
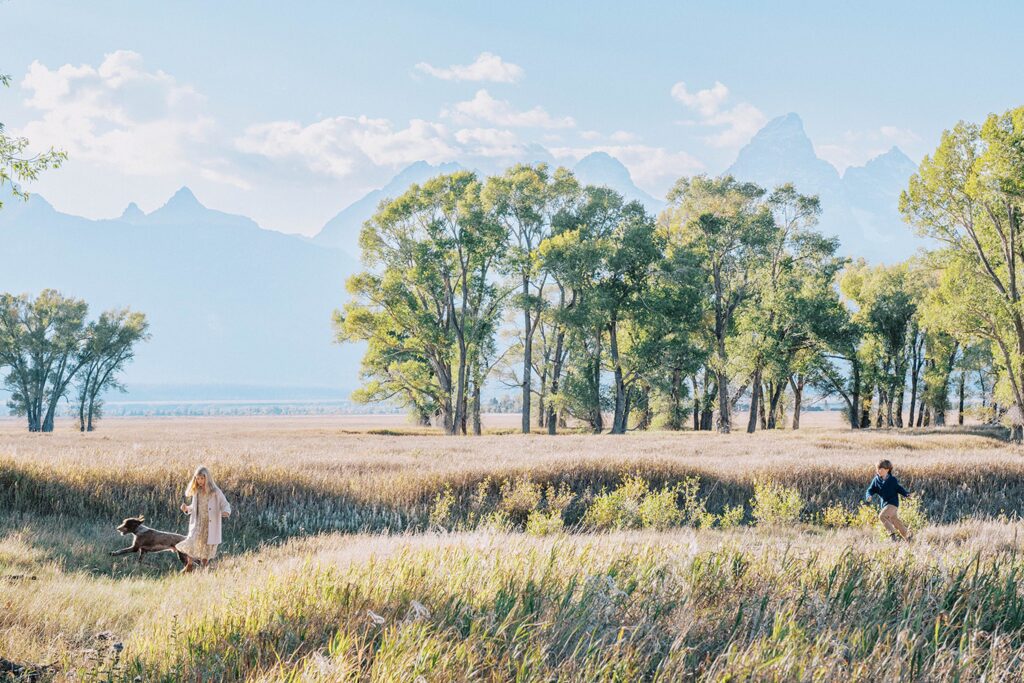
[
  {"left": 595, "top": 202, "right": 665, "bottom": 433},
  {"left": 840, "top": 261, "right": 918, "bottom": 428},
  {"left": 74, "top": 309, "right": 149, "bottom": 431},
  {"left": 0, "top": 71, "right": 66, "bottom": 209},
  {"left": 901, "top": 107, "right": 1024, "bottom": 440},
  {"left": 484, "top": 164, "right": 579, "bottom": 433},
  {"left": 662, "top": 175, "right": 774, "bottom": 433},
  {"left": 0, "top": 290, "right": 89, "bottom": 432},
  {"left": 339, "top": 171, "right": 505, "bottom": 435},
  {"left": 536, "top": 186, "right": 618, "bottom": 433}
]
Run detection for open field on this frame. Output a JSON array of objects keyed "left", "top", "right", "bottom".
[{"left": 2, "top": 416, "right": 1024, "bottom": 681}]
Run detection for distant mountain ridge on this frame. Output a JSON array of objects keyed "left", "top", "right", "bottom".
[
  {"left": 0, "top": 113, "right": 922, "bottom": 397},
  {"left": 0, "top": 184, "right": 362, "bottom": 394},
  {"left": 727, "top": 113, "right": 921, "bottom": 262}
]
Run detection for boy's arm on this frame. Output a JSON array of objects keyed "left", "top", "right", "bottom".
[
  {"left": 865, "top": 478, "right": 879, "bottom": 500},
  {"left": 897, "top": 482, "right": 910, "bottom": 496}
]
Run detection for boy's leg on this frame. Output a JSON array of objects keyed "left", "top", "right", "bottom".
[{"left": 880, "top": 505, "right": 910, "bottom": 541}]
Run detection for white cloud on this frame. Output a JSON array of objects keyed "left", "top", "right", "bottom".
[
  {"left": 551, "top": 144, "right": 703, "bottom": 196},
  {"left": 454, "top": 128, "right": 523, "bottom": 158},
  {"left": 445, "top": 89, "right": 575, "bottom": 129},
  {"left": 670, "top": 81, "right": 729, "bottom": 118},
  {"left": 235, "top": 116, "right": 457, "bottom": 176},
  {"left": 18, "top": 50, "right": 215, "bottom": 176},
  {"left": 415, "top": 52, "right": 524, "bottom": 83},
  {"left": 815, "top": 125, "right": 921, "bottom": 172},
  {"left": 670, "top": 80, "right": 766, "bottom": 149}
]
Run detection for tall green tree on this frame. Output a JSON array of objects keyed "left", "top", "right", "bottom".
[
  {"left": 0, "top": 290, "right": 89, "bottom": 432},
  {"left": 537, "top": 186, "right": 619, "bottom": 433},
  {"left": 662, "top": 175, "right": 774, "bottom": 433},
  {"left": 74, "top": 309, "right": 149, "bottom": 431},
  {"left": 595, "top": 202, "right": 665, "bottom": 433},
  {"left": 484, "top": 164, "right": 579, "bottom": 433},
  {"left": 901, "top": 107, "right": 1024, "bottom": 439},
  {"left": 338, "top": 171, "right": 505, "bottom": 435}
]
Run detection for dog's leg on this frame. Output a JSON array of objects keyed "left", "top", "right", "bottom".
[
  {"left": 110, "top": 546, "right": 137, "bottom": 557},
  {"left": 175, "top": 550, "right": 188, "bottom": 565}
]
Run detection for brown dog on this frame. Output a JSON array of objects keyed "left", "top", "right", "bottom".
[{"left": 112, "top": 516, "right": 188, "bottom": 565}]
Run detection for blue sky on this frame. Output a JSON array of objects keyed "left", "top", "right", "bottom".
[{"left": 3, "top": 1, "right": 1023, "bottom": 235}]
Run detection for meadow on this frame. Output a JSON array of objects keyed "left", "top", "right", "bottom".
[{"left": 2, "top": 414, "right": 1024, "bottom": 681}]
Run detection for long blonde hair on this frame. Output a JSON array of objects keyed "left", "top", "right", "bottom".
[{"left": 186, "top": 465, "right": 220, "bottom": 497}]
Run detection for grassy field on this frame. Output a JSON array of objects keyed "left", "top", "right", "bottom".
[{"left": 2, "top": 415, "right": 1024, "bottom": 681}]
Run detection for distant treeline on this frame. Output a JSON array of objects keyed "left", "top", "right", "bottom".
[{"left": 338, "top": 106, "right": 1024, "bottom": 438}]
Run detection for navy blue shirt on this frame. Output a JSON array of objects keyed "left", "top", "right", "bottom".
[{"left": 866, "top": 473, "right": 909, "bottom": 508}]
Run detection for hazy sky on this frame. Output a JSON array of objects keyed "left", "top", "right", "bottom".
[{"left": 3, "top": 1, "right": 1022, "bottom": 236}]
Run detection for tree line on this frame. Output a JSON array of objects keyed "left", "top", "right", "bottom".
[
  {"left": 0, "top": 290, "right": 149, "bottom": 432},
  {"left": 336, "top": 106, "right": 1023, "bottom": 437}
]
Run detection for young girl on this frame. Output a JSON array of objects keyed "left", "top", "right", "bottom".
[{"left": 176, "top": 465, "right": 232, "bottom": 572}]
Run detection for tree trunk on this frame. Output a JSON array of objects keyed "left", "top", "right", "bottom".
[
  {"left": 716, "top": 367, "right": 730, "bottom": 433},
  {"left": 758, "top": 383, "right": 768, "bottom": 430},
  {"left": 592, "top": 331, "right": 603, "bottom": 433},
  {"left": 609, "top": 319, "right": 627, "bottom": 435},
  {"left": 746, "top": 368, "right": 762, "bottom": 434},
  {"left": 767, "top": 382, "right": 784, "bottom": 429},
  {"left": 850, "top": 359, "right": 861, "bottom": 430},
  {"left": 521, "top": 275, "right": 532, "bottom": 434},
  {"left": 537, "top": 362, "right": 547, "bottom": 429},
  {"left": 691, "top": 375, "right": 700, "bottom": 431},
  {"left": 472, "top": 382, "right": 482, "bottom": 435},
  {"left": 790, "top": 374, "right": 803, "bottom": 430},
  {"left": 958, "top": 371, "right": 966, "bottom": 426},
  {"left": 547, "top": 329, "right": 565, "bottom": 435}
]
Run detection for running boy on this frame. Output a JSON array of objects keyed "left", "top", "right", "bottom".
[{"left": 865, "top": 459, "right": 912, "bottom": 542}]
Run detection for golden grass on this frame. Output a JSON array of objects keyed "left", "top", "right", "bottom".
[{"left": 1, "top": 415, "right": 1023, "bottom": 680}]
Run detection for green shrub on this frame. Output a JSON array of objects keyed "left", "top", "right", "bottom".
[
  {"left": 717, "top": 504, "right": 745, "bottom": 529},
  {"left": 851, "top": 503, "right": 879, "bottom": 530},
  {"left": 582, "top": 475, "right": 649, "bottom": 531},
  {"left": 525, "top": 483, "right": 575, "bottom": 536},
  {"left": 498, "top": 476, "right": 542, "bottom": 521},
  {"left": 639, "top": 485, "right": 683, "bottom": 530},
  {"left": 526, "top": 510, "right": 564, "bottom": 536},
  {"left": 900, "top": 495, "right": 928, "bottom": 533},
  {"left": 751, "top": 479, "right": 802, "bottom": 526},
  {"left": 678, "top": 476, "right": 706, "bottom": 525},
  {"left": 428, "top": 485, "right": 456, "bottom": 531},
  {"left": 821, "top": 503, "right": 851, "bottom": 528}
]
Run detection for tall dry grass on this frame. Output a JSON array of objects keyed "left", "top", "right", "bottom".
[{"left": 2, "top": 416, "right": 1023, "bottom": 681}]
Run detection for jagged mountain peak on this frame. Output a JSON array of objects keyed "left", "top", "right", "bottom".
[{"left": 120, "top": 202, "right": 146, "bottom": 222}]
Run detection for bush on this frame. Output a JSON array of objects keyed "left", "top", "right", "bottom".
[
  {"left": 526, "top": 510, "right": 564, "bottom": 536},
  {"left": 582, "top": 475, "right": 649, "bottom": 531},
  {"left": 428, "top": 485, "right": 456, "bottom": 531},
  {"left": 498, "top": 476, "right": 542, "bottom": 522},
  {"left": 717, "top": 504, "right": 745, "bottom": 529},
  {"left": 821, "top": 503, "right": 851, "bottom": 528},
  {"left": 526, "top": 483, "right": 575, "bottom": 536},
  {"left": 751, "top": 479, "right": 802, "bottom": 526},
  {"left": 678, "top": 476, "right": 706, "bottom": 525},
  {"left": 639, "top": 485, "right": 683, "bottom": 530},
  {"left": 851, "top": 503, "right": 879, "bottom": 530},
  {"left": 900, "top": 495, "right": 928, "bottom": 533}
]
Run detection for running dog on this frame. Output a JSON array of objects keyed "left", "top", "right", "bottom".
[{"left": 111, "top": 516, "right": 188, "bottom": 565}]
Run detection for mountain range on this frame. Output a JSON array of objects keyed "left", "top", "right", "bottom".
[
  {"left": 0, "top": 113, "right": 921, "bottom": 398},
  {"left": 727, "top": 113, "right": 922, "bottom": 262}
]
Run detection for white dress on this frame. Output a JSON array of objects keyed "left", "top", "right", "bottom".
[{"left": 176, "top": 489, "right": 220, "bottom": 560}]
